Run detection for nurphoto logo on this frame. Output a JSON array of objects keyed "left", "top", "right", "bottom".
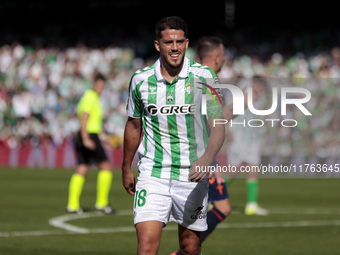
[{"left": 206, "top": 81, "right": 312, "bottom": 128}]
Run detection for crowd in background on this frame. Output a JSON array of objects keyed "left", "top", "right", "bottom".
[{"left": 0, "top": 40, "right": 339, "bottom": 157}]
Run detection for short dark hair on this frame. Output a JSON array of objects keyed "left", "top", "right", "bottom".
[
  {"left": 93, "top": 72, "right": 106, "bottom": 83},
  {"left": 155, "top": 16, "right": 188, "bottom": 40},
  {"left": 197, "top": 36, "right": 223, "bottom": 60}
]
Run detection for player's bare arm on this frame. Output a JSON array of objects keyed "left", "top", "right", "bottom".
[
  {"left": 122, "top": 117, "right": 142, "bottom": 195},
  {"left": 80, "top": 112, "right": 96, "bottom": 150},
  {"left": 188, "top": 117, "right": 225, "bottom": 182}
]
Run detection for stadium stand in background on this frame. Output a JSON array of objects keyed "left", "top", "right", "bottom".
[{"left": 0, "top": 40, "right": 339, "bottom": 168}]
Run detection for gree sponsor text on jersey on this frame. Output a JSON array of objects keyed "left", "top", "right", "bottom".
[{"left": 145, "top": 104, "right": 197, "bottom": 116}]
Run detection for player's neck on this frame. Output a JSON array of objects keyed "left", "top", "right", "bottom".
[
  {"left": 92, "top": 88, "right": 101, "bottom": 96},
  {"left": 160, "top": 58, "right": 183, "bottom": 84},
  {"left": 201, "top": 59, "right": 216, "bottom": 73}
]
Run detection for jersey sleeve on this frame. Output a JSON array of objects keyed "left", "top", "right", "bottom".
[
  {"left": 203, "top": 68, "right": 224, "bottom": 119},
  {"left": 81, "top": 91, "right": 96, "bottom": 114},
  {"left": 126, "top": 75, "right": 143, "bottom": 118}
]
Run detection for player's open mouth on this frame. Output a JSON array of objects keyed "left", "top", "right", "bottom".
[{"left": 169, "top": 53, "right": 180, "bottom": 60}]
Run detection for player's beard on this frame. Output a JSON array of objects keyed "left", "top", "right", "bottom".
[{"left": 163, "top": 53, "right": 185, "bottom": 70}]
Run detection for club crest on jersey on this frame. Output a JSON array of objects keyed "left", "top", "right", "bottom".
[
  {"left": 167, "top": 92, "right": 174, "bottom": 102},
  {"left": 184, "top": 83, "right": 193, "bottom": 94}
]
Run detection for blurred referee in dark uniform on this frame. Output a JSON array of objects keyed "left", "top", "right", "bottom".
[{"left": 67, "top": 73, "right": 114, "bottom": 214}]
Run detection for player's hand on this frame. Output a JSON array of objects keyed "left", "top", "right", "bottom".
[
  {"left": 83, "top": 138, "right": 96, "bottom": 150},
  {"left": 99, "top": 133, "right": 112, "bottom": 148},
  {"left": 188, "top": 155, "right": 212, "bottom": 182},
  {"left": 122, "top": 169, "right": 136, "bottom": 195}
]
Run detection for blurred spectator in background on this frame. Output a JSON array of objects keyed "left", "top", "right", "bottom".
[
  {"left": 0, "top": 42, "right": 138, "bottom": 149},
  {"left": 12, "top": 88, "right": 31, "bottom": 119}
]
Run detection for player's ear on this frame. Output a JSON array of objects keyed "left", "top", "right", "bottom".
[
  {"left": 185, "top": 38, "right": 189, "bottom": 50},
  {"left": 214, "top": 54, "right": 219, "bottom": 65},
  {"left": 154, "top": 40, "right": 160, "bottom": 52}
]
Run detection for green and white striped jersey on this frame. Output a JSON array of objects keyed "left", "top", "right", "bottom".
[{"left": 126, "top": 57, "right": 223, "bottom": 181}]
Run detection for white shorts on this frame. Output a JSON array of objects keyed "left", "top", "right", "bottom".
[
  {"left": 133, "top": 176, "right": 209, "bottom": 232},
  {"left": 228, "top": 142, "right": 261, "bottom": 166}
]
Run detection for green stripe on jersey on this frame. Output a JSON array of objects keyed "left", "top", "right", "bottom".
[
  {"left": 148, "top": 75, "right": 163, "bottom": 178},
  {"left": 142, "top": 107, "right": 148, "bottom": 157},
  {"left": 185, "top": 73, "right": 198, "bottom": 168},
  {"left": 196, "top": 75, "right": 209, "bottom": 149},
  {"left": 132, "top": 81, "right": 143, "bottom": 117},
  {"left": 166, "top": 80, "right": 181, "bottom": 180}
]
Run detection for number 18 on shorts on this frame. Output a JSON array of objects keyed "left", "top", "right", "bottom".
[{"left": 133, "top": 176, "right": 209, "bottom": 231}]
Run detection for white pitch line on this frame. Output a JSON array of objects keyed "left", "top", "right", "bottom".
[
  {"left": 87, "top": 220, "right": 340, "bottom": 234},
  {"left": 267, "top": 208, "right": 340, "bottom": 215},
  {"left": 1, "top": 219, "right": 340, "bottom": 238},
  {"left": 115, "top": 208, "right": 340, "bottom": 216},
  {"left": 115, "top": 209, "right": 132, "bottom": 216},
  {"left": 48, "top": 211, "right": 131, "bottom": 233},
  {"left": 1, "top": 208, "right": 340, "bottom": 238},
  {"left": 47, "top": 208, "right": 340, "bottom": 233},
  {"left": 48, "top": 212, "right": 104, "bottom": 233},
  {"left": 0, "top": 230, "right": 66, "bottom": 237},
  {"left": 217, "top": 220, "right": 340, "bottom": 229}
]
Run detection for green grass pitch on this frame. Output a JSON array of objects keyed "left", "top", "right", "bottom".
[{"left": 0, "top": 168, "right": 339, "bottom": 255}]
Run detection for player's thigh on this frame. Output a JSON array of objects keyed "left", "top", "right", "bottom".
[
  {"left": 74, "top": 132, "right": 90, "bottom": 166},
  {"left": 97, "top": 160, "right": 111, "bottom": 172},
  {"left": 90, "top": 134, "right": 109, "bottom": 166},
  {"left": 227, "top": 145, "right": 247, "bottom": 179},
  {"left": 213, "top": 199, "right": 231, "bottom": 217},
  {"left": 133, "top": 176, "right": 172, "bottom": 227},
  {"left": 245, "top": 163, "right": 259, "bottom": 179},
  {"left": 243, "top": 143, "right": 261, "bottom": 166},
  {"left": 243, "top": 144, "right": 261, "bottom": 179},
  {"left": 208, "top": 172, "right": 230, "bottom": 216},
  {"left": 136, "top": 221, "right": 163, "bottom": 253},
  {"left": 170, "top": 179, "right": 209, "bottom": 232},
  {"left": 178, "top": 224, "right": 201, "bottom": 255},
  {"left": 75, "top": 164, "right": 89, "bottom": 176},
  {"left": 228, "top": 142, "right": 247, "bottom": 167}
]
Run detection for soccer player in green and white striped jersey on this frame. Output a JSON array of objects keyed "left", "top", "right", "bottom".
[{"left": 122, "top": 16, "right": 225, "bottom": 255}]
